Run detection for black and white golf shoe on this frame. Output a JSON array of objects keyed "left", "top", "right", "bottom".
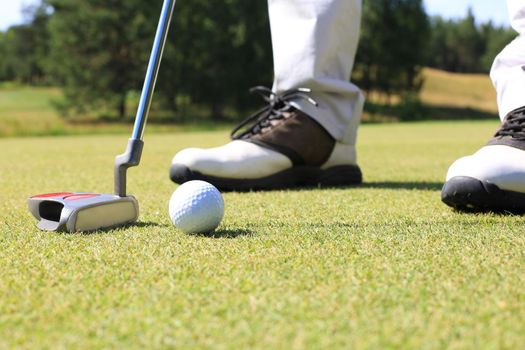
[
  {"left": 170, "top": 87, "right": 362, "bottom": 191},
  {"left": 442, "top": 106, "right": 525, "bottom": 212}
]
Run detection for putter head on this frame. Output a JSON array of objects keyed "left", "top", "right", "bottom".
[{"left": 28, "top": 193, "right": 139, "bottom": 233}]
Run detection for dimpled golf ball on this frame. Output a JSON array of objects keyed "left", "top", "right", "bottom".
[{"left": 169, "top": 180, "right": 224, "bottom": 234}]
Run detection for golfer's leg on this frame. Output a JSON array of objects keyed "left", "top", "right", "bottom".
[
  {"left": 441, "top": 0, "right": 525, "bottom": 211},
  {"left": 171, "top": 0, "right": 364, "bottom": 190},
  {"left": 491, "top": 0, "right": 525, "bottom": 119},
  {"left": 269, "top": 0, "right": 364, "bottom": 144}
]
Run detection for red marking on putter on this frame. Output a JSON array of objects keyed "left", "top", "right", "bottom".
[
  {"left": 64, "top": 194, "right": 100, "bottom": 201},
  {"left": 32, "top": 192, "right": 74, "bottom": 199}
]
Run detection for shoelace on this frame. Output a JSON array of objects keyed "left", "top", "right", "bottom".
[
  {"left": 230, "top": 86, "right": 318, "bottom": 140},
  {"left": 494, "top": 107, "right": 525, "bottom": 140}
]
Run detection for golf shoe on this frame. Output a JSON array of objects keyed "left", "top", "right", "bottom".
[
  {"left": 170, "top": 87, "right": 362, "bottom": 191},
  {"left": 442, "top": 106, "right": 525, "bottom": 212}
]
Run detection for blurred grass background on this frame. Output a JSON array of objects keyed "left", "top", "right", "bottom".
[{"left": 0, "top": 68, "right": 499, "bottom": 137}]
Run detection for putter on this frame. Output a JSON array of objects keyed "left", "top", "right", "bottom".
[{"left": 28, "top": 0, "right": 177, "bottom": 232}]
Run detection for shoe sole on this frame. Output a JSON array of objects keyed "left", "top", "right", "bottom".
[
  {"left": 170, "top": 164, "right": 362, "bottom": 191},
  {"left": 441, "top": 176, "right": 525, "bottom": 213}
]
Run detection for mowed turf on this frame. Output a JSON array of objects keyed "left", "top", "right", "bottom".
[{"left": 1, "top": 121, "right": 524, "bottom": 349}]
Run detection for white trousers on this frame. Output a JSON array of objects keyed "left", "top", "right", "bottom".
[
  {"left": 491, "top": 0, "right": 525, "bottom": 120},
  {"left": 268, "top": 0, "right": 364, "bottom": 144},
  {"left": 269, "top": 0, "right": 525, "bottom": 142}
]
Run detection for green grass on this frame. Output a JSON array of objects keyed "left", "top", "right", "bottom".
[{"left": 1, "top": 121, "right": 524, "bottom": 349}]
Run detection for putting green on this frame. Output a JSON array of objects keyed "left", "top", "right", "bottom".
[{"left": 1, "top": 121, "right": 523, "bottom": 349}]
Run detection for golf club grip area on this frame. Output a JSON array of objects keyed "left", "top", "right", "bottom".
[{"left": 132, "top": 0, "right": 177, "bottom": 141}]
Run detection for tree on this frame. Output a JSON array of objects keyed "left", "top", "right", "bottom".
[
  {"left": 45, "top": 0, "right": 158, "bottom": 119},
  {"left": 0, "top": 4, "right": 51, "bottom": 84},
  {"left": 353, "top": 0, "right": 430, "bottom": 98},
  {"left": 157, "top": 0, "right": 273, "bottom": 120},
  {"left": 452, "top": 9, "right": 485, "bottom": 72},
  {"left": 426, "top": 11, "right": 516, "bottom": 73},
  {"left": 0, "top": 32, "right": 6, "bottom": 80},
  {"left": 44, "top": 0, "right": 272, "bottom": 120},
  {"left": 427, "top": 17, "right": 455, "bottom": 72},
  {"left": 480, "top": 23, "right": 517, "bottom": 71}
]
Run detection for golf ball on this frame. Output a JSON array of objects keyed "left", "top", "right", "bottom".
[{"left": 169, "top": 180, "right": 224, "bottom": 234}]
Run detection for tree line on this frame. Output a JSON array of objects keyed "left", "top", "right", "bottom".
[{"left": 0, "top": 0, "right": 516, "bottom": 120}]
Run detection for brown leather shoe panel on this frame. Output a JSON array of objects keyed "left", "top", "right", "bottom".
[{"left": 251, "top": 112, "right": 335, "bottom": 166}]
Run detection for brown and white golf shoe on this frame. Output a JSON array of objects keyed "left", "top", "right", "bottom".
[{"left": 170, "top": 87, "right": 362, "bottom": 191}]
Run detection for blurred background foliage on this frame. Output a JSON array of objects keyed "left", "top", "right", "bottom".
[{"left": 0, "top": 0, "right": 516, "bottom": 122}]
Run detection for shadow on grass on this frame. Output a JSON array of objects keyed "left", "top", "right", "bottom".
[
  {"left": 193, "top": 228, "right": 255, "bottom": 239},
  {"left": 220, "top": 181, "right": 444, "bottom": 193},
  {"left": 134, "top": 221, "right": 168, "bottom": 228},
  {"left": 77, "top": 221, "right": 165, "bottom": 235}
]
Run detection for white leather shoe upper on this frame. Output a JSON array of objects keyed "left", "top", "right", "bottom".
[
  {"left": 321, "top": 143, "right": 357, "bottom": 170},
  {"left": 173, "top": 139, "right": 359, "bottom": 179},
  {"left": 172, "top": 140, "right": 292, "bottom": 179},
  {"left": 446, "top": 145, "right": 525, "bottom": 193}
]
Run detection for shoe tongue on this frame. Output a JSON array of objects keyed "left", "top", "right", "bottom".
[
  {"left": 492, "top": 109, "right": 525, "bottom": 142},
  {"left": 507, "top": 106, "right": 525, "bottom": 120},
  {"left": 256, "top": 111, "right": 294, "bottom": 135}
]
